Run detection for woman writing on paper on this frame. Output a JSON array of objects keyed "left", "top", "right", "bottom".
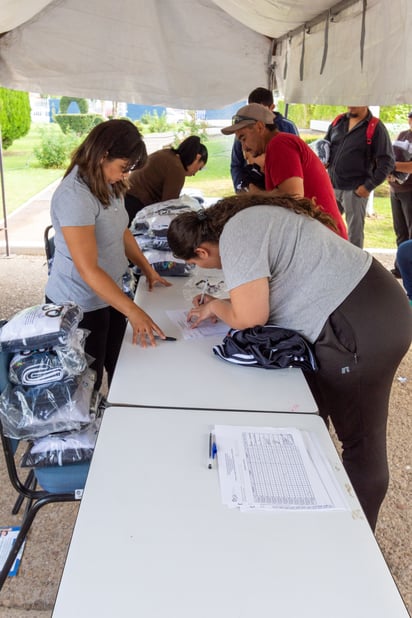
[{"left": 167, "top": 193, "right": 412, "bottom": 531}]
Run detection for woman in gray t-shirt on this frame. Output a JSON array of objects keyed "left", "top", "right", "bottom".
[
  {"left": 46, "top": 119, "right": 171, "bottom": 391},
  {"left": 167, "top": 193, "right": 412, "bottom": 531}
]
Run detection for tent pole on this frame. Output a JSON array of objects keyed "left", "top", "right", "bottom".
[{"left": 0, "top": 128, "right": 10, "bottom": 257}]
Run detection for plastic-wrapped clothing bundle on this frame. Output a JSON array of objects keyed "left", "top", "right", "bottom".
[
  {"left": 131, "top": 196, "right": 200, "bottom": 276},
  {"left": 0, "top": 303, "right": 83, "bottom": 352},
  {"left": 0, "top": 367, "right": 96, "bottom": 439},
  {"left": 20, "top": 418, "right": 101, "bottom": 468},
  {"left": 309, "top": 139, "right": 331, "bottom": 165},
  {"left": 9, "top": 349, "right": 66, "bottom": 386},
  {"left": 391, "top": 140, "right": 412, "bottom": 184}
]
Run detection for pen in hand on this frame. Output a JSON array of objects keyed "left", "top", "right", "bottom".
[{"left": 199, "top": 279, "right": 208, "bottom": 305}]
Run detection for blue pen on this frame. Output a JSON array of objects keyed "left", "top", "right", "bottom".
[
  {"left": 212, "top": 441, "right": 217, "bottom": 459},
  {"left": 208, "top": 432, "right": 213, "bottom": 469},
  {"left": 208, "top": 433, "right": 217, "bottom": 469}
]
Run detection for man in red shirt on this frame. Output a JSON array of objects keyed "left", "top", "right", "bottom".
[{"left": 222, "top": 103, "right": 348, "bottom": 239}]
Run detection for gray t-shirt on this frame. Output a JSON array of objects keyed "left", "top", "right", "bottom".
[
  {"left": 45, "top": 166, "right": 129, "bottom": 312},
  {"left": 220, "top": 206, "right": 372, "bottom": 343}
]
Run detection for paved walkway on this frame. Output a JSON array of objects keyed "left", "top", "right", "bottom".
[
  {"left": 0, "top": 179, "right": 61, "bottom": 256},
  {"left": 0, "top": 179, "right": 397, "bottom": 258}
]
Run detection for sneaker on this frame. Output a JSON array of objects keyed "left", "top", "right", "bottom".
[{"left": 391, "top": 268, "right": 402, "bottom": 279}]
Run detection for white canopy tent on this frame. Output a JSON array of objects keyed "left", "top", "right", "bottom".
[
  {"left": 0, "top": 0, "right": 411, "bottom": 108},
  {"left": 1, "top": 0, "right": 411, "bottom": 255}
]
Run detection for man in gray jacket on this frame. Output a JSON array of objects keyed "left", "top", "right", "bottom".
[{"left": 325, "top": 106, "right": 394, "bottom": 248}]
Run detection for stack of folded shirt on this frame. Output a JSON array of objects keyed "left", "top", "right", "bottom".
[
  {"left": 130, "top": 197, "right": 199, "bottom": 277},
  {"left": 0, "top": 302, "right": 95, "bottom": 441}
]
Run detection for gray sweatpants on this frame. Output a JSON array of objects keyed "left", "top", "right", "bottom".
[
  {"left": 304, "top": 258, "right": 412, "bottom": 530},
  {"left": 334, "top": 188, "right": 368, "bottom": 248}
]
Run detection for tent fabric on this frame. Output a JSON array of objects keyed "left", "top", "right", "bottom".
[
  {"left": 0, "top": 0, "right": 269, "bottom": 109},
  {"left": 0, "top": 0, "right": 411, "bottom": 107}
]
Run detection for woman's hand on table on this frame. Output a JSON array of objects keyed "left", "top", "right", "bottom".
[
  {"left": 127, "top": 305, "right": 166, "bottom": 347},
  {"left": 145, "top": 270, "right": 172, "bottom": 291}
]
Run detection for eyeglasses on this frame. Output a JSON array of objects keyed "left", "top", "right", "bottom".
[
  {"left": 122, "top": 160, "right": 142, "bottom": 174},
  {"left": 231, "top": 114, "right": 257, "bottom": 125}
]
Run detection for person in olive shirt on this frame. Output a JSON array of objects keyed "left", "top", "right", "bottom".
[{"left": 125, "top": 135, "right": 208, "bottom": 225}]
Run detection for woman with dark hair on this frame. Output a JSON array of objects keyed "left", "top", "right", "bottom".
[
  {"left": 125, "top": 135, "right": 208, "bottom": 225},
  {"left": 46, "top": 119, "right": 171, "bottom": 393},
  {"left": 167, "top": 193, "right": 412, "bottom": 531}
]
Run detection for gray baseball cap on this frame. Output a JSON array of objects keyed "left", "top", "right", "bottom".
[{"left": 221, "top": 103, "right": 274, "bottom": 135}]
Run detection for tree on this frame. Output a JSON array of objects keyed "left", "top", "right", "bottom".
[{"left": 0, "top": 88, "right": 31, "bottom": 149}]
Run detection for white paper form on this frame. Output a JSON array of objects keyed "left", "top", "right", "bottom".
[
  {"left": 214, "top": 425, "right": 349, "bottom": 511},
  {"left": 166, "top": 309, "right": 230, "bottom": 340}
]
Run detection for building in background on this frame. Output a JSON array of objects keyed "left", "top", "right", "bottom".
[{"left": 29, "top": 93, "right": 244, "bottom": 125}]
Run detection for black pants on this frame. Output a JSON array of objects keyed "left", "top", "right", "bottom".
[
  {"left": 390, "top": 190, "right": 412, "bottom": 270},
  {"left": 304, "top": 258, "right": 412, "bottom": 530},
  {"left": 79, "top": 306, "right": 127, "bottom": 391},
  {"left": 124, "top": 193, "right": 146, "bottom": 227}
]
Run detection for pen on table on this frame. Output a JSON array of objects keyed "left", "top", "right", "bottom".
[
  {"left": 208, "top": 432, "right": 213, "bottom": 469},
  {"left": 212, "top": 440, "right": 217, "bottom": 460},
  {"left": 208, "top": 432, "right": 217, "bottom": 469},
  {"left": 154, "top": 335, "right": 177, "bottom": 341},
  {"left": 199, "top": 279, "right": 208, "bottom": 305}
]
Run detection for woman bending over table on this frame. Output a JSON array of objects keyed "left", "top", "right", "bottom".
[
  {"left": 46, "top": 119, "right": 171, "bottom": 393},
  {"left": 125, "top": 135, "right": 208, "bottom": 225},
  {"left": 167, "top": 193, "right": 412, "bottom": 531}
]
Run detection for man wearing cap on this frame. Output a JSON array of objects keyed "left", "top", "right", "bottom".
[
  {"left": 230, "top": 87, "right": 299, "bottom": 192},
  {"left": 222, "top": 103, "right": 348, "bottom": 239},
  {"left": 388, "top": 111, "right": 412, "bottom": 277},
  {"left": 325, "top": 106, "right": 394, "bottom": 248}
]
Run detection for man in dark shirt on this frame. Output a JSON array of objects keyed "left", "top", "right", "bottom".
[{"left": 325, "top": 106, "right": 394, "bottom": 248}]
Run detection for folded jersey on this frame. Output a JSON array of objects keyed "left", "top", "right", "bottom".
[{"left": 212, "top": 325, "right": 318, "bottom": 371}]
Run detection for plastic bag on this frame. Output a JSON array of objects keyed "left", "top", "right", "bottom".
[
  {"left": 390, "top": 140, "right": 412, "bottom": 184},
  {"left": 130, "top": 195, "right": 201, "bottom": 235},
  {"left": 0, "top": 368, "right": 96, "bottom": 439},
  {"left": 0, "top": 303, "right": 83, "bottom": 352},
  {"left": 132, "top": 249, "right": 195, "bottom": 277},
  {"left": 20, "top": 418, "right": 101, "bottom": 468},
  {"left": 8, "top": 329, "right": 89, "bottom": 386},
  {"left": 309, "top": 138, "right": 330, "bottom": 165},
  {"left": 130, "top": 197, "right": 202, "bottom": 277}
]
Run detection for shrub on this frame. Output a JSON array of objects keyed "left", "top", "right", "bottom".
[
  {"left": 173, "top": 111, "right": 208, "bottom": 146},
  {"left": 59, "top": 96, "right": 89, "bottom": 114},
  {"left": 54, "top": 113, "right": 104, "bottom": 136},
  {"left": 34, "top": 128, "right": 80, "bottom": 168},
  {"left": 135, "top": 111, "right": 173, "bottom": 134},
  {"left": 0, "top": 88, "right": 31, "bottom": 149}
]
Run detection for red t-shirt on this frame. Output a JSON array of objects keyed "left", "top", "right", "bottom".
[{"left": 265, "top": 133, "right": 348, "bottom": 239}]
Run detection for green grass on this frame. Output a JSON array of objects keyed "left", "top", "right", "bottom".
[
  {"left": 2, "top": 125, "right": 63, "bottom": 212},
  {"left": 364, "top": 195, "right": 396, "bottom": 249},
  {"left": 184, "top": 135, "right": 234, "bottom": 197},
  {"left": 1, "top": 129, "right": 398, "bottom": 250}
]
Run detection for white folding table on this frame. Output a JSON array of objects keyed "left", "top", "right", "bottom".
[
  {"left": 108, "top": 274, "right": 318, "bottom": 413},
  {"left": 52, "top": 406, "right": 409, "bottom": 618}
]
